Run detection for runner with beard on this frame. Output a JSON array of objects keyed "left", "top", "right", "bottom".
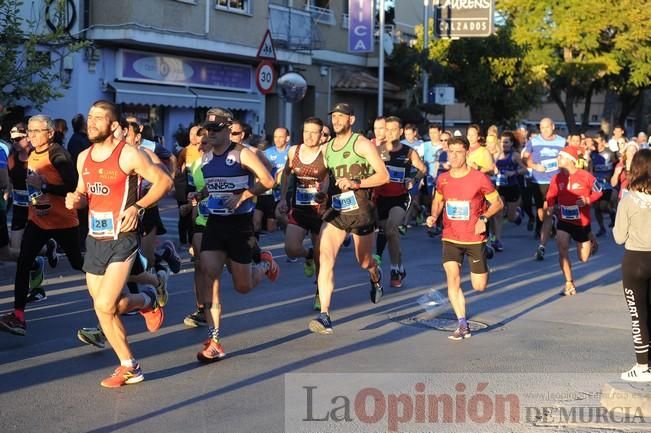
[{"left": 308, "top": 103, "right": 389, "bottom": 335}]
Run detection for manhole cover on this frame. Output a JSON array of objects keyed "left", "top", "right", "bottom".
[{"left": 407, "top": 314, "right": 489, "bottom": 332}]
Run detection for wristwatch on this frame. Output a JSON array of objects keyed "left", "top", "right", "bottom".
[
  {"left": 479, "top": 215, "right": 489, "bottom": 224},
  {"left": 351, "top": 179, "right": 362, "bottom": 190},
  {"left": 134, "top": 203, "right": 146, "bottom": 218}
]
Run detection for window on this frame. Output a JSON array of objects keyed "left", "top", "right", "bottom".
[
  {"left": 216, "top": 0, "right": 250, "bottom": 14},
  {"left": 305, "top": 0, "right": 335, "bottom": 25}
]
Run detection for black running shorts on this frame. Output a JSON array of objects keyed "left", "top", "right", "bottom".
[
  {"left": 442, "top": 240, "right": 488, "bottom": 274},
  {"left": 376, "top": 194, "right": 410, "bottom": 221},
  {"left": 141, "top": 206, "right": 167, "bottom": 236},
  {"left": 0, "top": 207, "right": 9, "bottom": 248},
  {"left": 83, "top": 232, "right": 139, "bottom": 276},
  {"left": 288, "top": 207, "right": 323, "bottom": 235},
  {"left": 255, "top": 194, "right": 277, "bottom": 222},
  {"left": 498, "top": 185, "right": 520, "bottom": 203},
  {"left": 556, "top": 220, "right": 591, "bottom": 243},
  {"left": 201, "top": 213, "right": 254, "bottom": 264}
]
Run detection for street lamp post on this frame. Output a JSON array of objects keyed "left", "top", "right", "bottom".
[
  {"left": 422, "top": 0, "right": 430, "bottom": 105},
  {"left": 378, "top": 0, "right": 385, "bottom": 117}
]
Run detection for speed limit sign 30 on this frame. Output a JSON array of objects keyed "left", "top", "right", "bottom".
[{"left": 256, "top": 61, "right": 276, "bottom": 94}]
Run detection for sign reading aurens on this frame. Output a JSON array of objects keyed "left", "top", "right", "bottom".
[{"left": 435, "top": 0, "right": 494, "bottom": 38}]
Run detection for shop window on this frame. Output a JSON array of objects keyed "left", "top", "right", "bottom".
[{"left": 216, "top": 0, "right": 250, "bottom": 13}]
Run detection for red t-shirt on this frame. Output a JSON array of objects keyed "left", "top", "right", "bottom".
[
  {"left": 435, "top": 168, "right": 498, "bottom": 244},
  {"left": 546, "top": 168, "right": 603, "bottom": 226}
]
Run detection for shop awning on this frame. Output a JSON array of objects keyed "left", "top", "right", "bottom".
[
  {"left": 334, "top": 71, "right": 401, "bottom": 94},
  {"left": 109, "top": 81, "right": 197, "bottom": 108},
  {"left": 190, "top": 87, "right": 262, "bottom": 111}
]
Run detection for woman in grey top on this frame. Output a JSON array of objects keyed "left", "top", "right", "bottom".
[{"left": 613, "top": 149, "right": 651, "bottom": 382}]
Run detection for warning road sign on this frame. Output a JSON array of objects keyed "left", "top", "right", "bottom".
[{"left": 257, "top": 30, "right": 276, "bottom": 60}]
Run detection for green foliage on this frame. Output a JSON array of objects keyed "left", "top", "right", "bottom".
[{"left": 0, "top": 0, "right": 90, "bottom": 116}]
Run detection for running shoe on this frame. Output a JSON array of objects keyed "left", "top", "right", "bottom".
[
  {"left": 197, "top": 338, "right": 226, "bottom": 363},
  {"left": 304, "top": 258, "right": 316, "bottom": 278},
  {"left": 286, "top": 256, "right": 299, "bottom": 263},
  {"left": 260, "top": 251, "right": 280, "bottom": 282},
  {"left": 415, "top": 212, "right": 425, "bottom": 225},
  {"left": 45, "top": 238, "right": 59, "bottom": 268},
  {"left": 308, "top": 312, "right": 333, "bottom": 335},
  {"left": 492, "top": 239, "right": 504, "bottom": 252},
  {"left": 560, "top": 283, "right": 577, "bottom": 296},
  {"left": 398, "top": 225, "right": 407, "bottom": 235},
  {"left": 139, "top": 286, "right": 164, "bottom": 332},
  {"left": 26, "top": 287, "right": 47, "bottom": 303},
  {"left": 183, "top": 308, "right": 207, "bottom": 327},
  {"left": 372, "top": 254, "right": 382, "bottom": 266},
  {"left": 343, "top": 233, "right": 352, "bottom": 247},
  {"left": 155, "top": 268, "right": 170, "bottom": 307},
  {"left": 390, "top": 268, "right": 406, "bottom": 288},
  {"left": 621, "top": 365, "right": 651, "bottom": 382},
  {"left": 159, "top": 240, "right": 182, "bottom": 274},
  {"left": 448, "top": 325, "right": 471, "bottom": 340},
  {"left": 100, "top": 364, "right": 144, "bottom": 388},
  {"left": 313, "top": 288, "right": 321, "bottom": 311},
  {"left": 485, "top": 245, "right": 495, "bottom": 260},
  {"left": 77, "top": 327, "right": 106, "bottom": 348},
  {"left": 513, "top": 207, "right": 522, "bottom": 226},
  {"left": 29, "top": 256, "right": 45, "bottom": 290},
  {"left": 535, "top": 245, "right": 545, "bottom": 261},
  {"left": 0, "top": 312, "right": 26, "bottom": 336},
  {"left": 370, "top": 267, "right": 384, "bottom": 304}
]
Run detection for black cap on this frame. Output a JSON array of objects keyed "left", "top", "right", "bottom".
[
  {"left": 203, "top": 107, "right": 234, "bottom": 128},
  {"left": 328, "top": 103, "right": 354, "bottom": 116}
]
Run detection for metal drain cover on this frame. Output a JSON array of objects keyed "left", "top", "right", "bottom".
[{"left": 405, "top": 314, "right": 489, "bottom": 332}]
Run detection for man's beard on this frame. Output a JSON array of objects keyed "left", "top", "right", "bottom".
[{"left": 89, "top": 129, "right": 111, "bottom": 144}]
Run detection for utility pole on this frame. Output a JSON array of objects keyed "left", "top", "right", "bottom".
[
  {"left": 422, "top": 0, "right": 430, "bottom": 105},
  {"left": 378, "top": 0, "right": 385, "bottom": 116}
]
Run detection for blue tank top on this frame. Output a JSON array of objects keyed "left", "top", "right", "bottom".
[
  {"left": 524, "top": 134, "right": 566, "bottom": 184},
  {"left": 201, "top": 143, "right": 255, "bottom": 215},
  {"left": 495, "top": 151, "right": 519, "bottom": 186}
]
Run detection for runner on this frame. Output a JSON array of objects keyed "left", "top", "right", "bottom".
[
  {"left": 491, "top": 131, "right": 527, "bottom": 251},
  {"left": 522, "top": 118, "right": 566, "bottom": 260},
  {"left": 426, "top": 136, "right": 503, "bottom": 340},
  {"left": 0, "top": 115, "right": 83, "bottom": 336},
  {"left": 373, "top": 116, "right": 426, "bottom": 287},
  {"left": 590, "top": 133, "right": 618, "bottom": 236},
  {"left": 371, "top": 117, "right": 386, "bottom": 148},
  {"left": 65, "top": 100, "right": 172, "bottom": 387},
  {"left": 192, "top": 107, "right": 279, "bottom": 362},
  {"left": 545, "top": 146, "right": 602, "bottom": 296},
  {"left": 277, "top": 117, "right": 329, "bottom": 310},
  {"left": 308, "top": 102, "right": 389, "bottom": 335},
  {"left": 613, "top": 149, "right": 651, "bottom": 381}
]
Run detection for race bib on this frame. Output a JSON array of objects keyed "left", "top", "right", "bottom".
[
  {"left": 332, "top": 191, "right": 359, "bottom": 212},
  {"left": 495, "top": 174, "right": 507, "bottom": 186},
  {"left": 541, "top": 158, "right": 558, "bottom": 173},
  {"left": 387, "top": 165, "right": 406, "bottom": 183},
  {"left": 445, "top": 200, "right": 470, "bottom": 221},
  {"left": 296, "top": 187, "right": 318, "bottom": 206},
  {"left": 206, "top": 192, "right": 234, "bottom": 215},
  {"left": 560, "top": 205, "right": 580, "bottom": 220},
  {"left": 12, "top": 189, "right": 29, "bottom": 207},
  {"left": 27, "top": 184, "right": 42, "bottom": 202},
  {"left": 90, "top": 211, "right": 115, "bottom": 237},
  {"left": 198, "top": 199, "right": 210, "bottom": 216}
]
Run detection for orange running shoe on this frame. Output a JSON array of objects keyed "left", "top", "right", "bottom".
[
  {"left": 100, "top": 364, "right": 144, "bottom": 388},
  {"left": 260, "top": 251, "right": 280, "bottom": 282},
  {"left": 139, "top": 287, "right": 164, "bottom": 332},
  {"left": 197, "top": 339, "right": 226, "bottom": 363}
]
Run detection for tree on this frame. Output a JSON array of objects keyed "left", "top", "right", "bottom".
[
  {"left": 0, "top": 0, "right": 89, "bottom": 116},
  {"left": 499, "top": 0, "right": 651, "bottom": 132},
  {"left": 418, "top": 21, "right": 544, "bottom": 128}
]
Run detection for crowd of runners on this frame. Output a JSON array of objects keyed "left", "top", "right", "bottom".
[{"left": 0, "top": 101, "right": 650, "bottom": 387}]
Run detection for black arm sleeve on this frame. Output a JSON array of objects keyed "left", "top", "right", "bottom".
[{"left": 45, "top": 146, "right": 77, "bottom": 196}]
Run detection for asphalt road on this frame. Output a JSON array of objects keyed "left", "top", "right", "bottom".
[{"left": 0, "top": 197, "right": 643, "bottom": 433}]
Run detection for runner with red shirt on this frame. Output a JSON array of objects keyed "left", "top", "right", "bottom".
[
  {"left": 426, "top": 137, "right": 503, "bottom": 340},
  {"left": 545, "top": 146, "right": 603, "bottom": 296}
]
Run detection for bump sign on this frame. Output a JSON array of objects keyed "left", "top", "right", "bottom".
[{"left": 256, "top": 61, "right": 276, "bottom": 94}]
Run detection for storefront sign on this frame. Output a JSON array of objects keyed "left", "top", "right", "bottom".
[
  {"left": 118, "top": 49, "right": 253, "bottom": 92},
  {"left": 348, "top": 0, "right": 374, "bottom": 53}
]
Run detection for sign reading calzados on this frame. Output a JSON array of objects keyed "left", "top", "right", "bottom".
[{"left": 435, "top": 0, "right": 494, "bottom": 38}]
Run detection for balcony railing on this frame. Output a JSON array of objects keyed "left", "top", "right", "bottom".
[
  {"left": 342, "top": 13, "right": 348, "bottom": 29},
  {"left": 304, "top": 4, "right": 335, "bottom": 25},
  {"left": 268, "top": 4, "right": 322, "bottom": 51}
]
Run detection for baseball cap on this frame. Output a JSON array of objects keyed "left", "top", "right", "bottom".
[
  {"left": 453, "top": 129, "right": 462, "bottom": 137},
  {"left": 203, "top": 107, "right": 234, "bottom": 129},
  {"left": 558, "top": 146, "right": 579, "bottom": 163},
  {"left": 10, "top": 126, "right": 27, "bottom": 139},
  {"left": 328, "top": 103, "right": 354, "bottom": 116}
]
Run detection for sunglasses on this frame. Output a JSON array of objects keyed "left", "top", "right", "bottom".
[
  {"left": 230, "top": 131, "right": 243, "bottom": 136},
  {"left": 206, "top": 122, "right": 230, "bottom": 132}
]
